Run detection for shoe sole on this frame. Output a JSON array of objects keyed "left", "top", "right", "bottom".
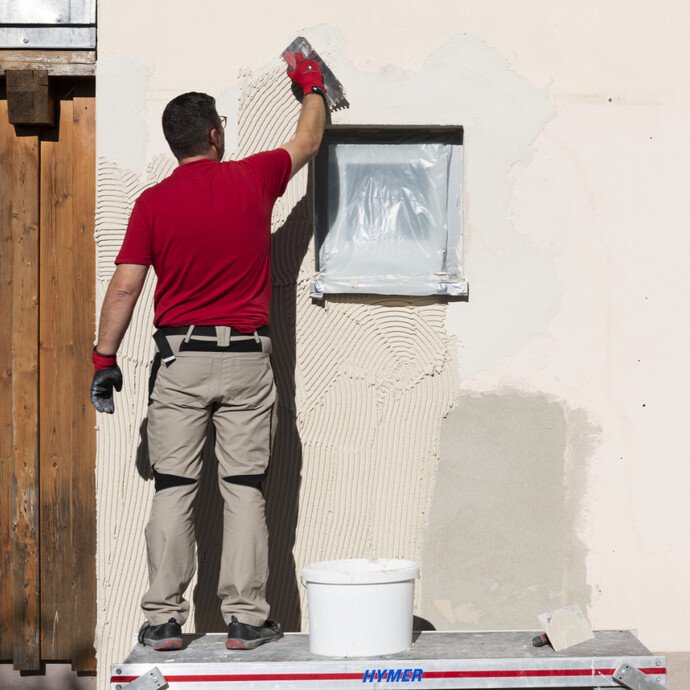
[
  {"left": 226, "top": 634, "right": 281, "bottom": 650},
  {"left": 144, "top": 637, "right": 184, "bottom": 651}
]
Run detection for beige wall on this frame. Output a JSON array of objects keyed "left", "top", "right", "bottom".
[{"left": 95, "top": 0, "right": 690, "bottom": 684}]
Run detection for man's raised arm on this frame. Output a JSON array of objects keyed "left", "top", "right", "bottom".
[{"left": 281, "top": 53, "right": 327, "bottom": 178}]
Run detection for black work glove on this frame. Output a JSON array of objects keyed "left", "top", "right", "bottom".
[{"left": 90, "top": 365, "right": 123, "bottom": 414}]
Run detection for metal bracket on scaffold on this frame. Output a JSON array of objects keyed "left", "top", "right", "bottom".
[
  {"left": 612, "top": 661, "right": 668, "bottom": 690},
  {"left": 118, "top": 666, "right": 168, "bottom": 690}
]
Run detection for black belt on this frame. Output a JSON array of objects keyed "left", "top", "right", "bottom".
[
  {"left": 157, "top": 325, "right": 270, "bottom": 338},
  {"left": 153, "top": 325, "right": 270, "bottom": 365}
]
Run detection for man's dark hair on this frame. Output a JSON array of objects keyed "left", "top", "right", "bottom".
[{"left": 162, "top": 92, "right": 221, "bottom": 160}]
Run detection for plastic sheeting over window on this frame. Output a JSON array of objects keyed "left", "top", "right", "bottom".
[{"left": 311, "top": 128, "right": 467, "bottom": 299}]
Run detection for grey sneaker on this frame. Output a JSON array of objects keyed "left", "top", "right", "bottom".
[
  {"left": 226, "top": 615, "right": 282, "bottom": 650},
  {"left": 138, "top": 617, "right": 183, "bottom": 651}
]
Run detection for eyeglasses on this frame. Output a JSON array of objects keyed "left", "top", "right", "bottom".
[{"left": 219, "top": 115, "right": 227, "bottom": 129}]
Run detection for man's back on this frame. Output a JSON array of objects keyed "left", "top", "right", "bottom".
[{"left": 117, "top": 149, "right": 291, "bottom": 330}]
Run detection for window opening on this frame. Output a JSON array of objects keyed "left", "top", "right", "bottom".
[{"left": 310, "top": 126, "right": 467, "bottom": 299}]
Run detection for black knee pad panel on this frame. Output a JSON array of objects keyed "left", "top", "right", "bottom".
[
  {"left": 222, "top": 472, "right": 267, "bottom": 488},
  {"left": 153, "top": 470, "right": 197, "bottom": 492}
]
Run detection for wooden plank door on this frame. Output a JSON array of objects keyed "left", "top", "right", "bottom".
[{"left": 0, "top": 78, "right": 96, "bottom": 672}]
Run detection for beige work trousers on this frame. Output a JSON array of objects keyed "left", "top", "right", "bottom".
[{"left": 141, "top": 332, "right": 275, "bottom": 627}]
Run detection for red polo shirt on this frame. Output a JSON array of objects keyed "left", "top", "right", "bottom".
[{"left": 115, "top": 149, "right": 292, "bottom": 331}]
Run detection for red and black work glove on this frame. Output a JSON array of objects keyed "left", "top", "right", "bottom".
[
  {"left": 285, "top": 51, "right": 326, "bottom": 97},
  {"left": 90, "top": 350, "right": 123, "bottom": 414}
]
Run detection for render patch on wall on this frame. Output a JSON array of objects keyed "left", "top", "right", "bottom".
[
  {"left": 96, "top": 57, "right": 152, "bottom": 174},
  {"left": 421, "top": 390, "right": 600, "bottom": 629}
]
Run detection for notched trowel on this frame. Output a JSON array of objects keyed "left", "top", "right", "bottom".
[{"left": 282, "top": 36, "right": 349, "bottom": 111}]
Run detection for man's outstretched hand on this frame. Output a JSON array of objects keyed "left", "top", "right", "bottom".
[{"left": 285, "top": 51, "right": 326, "bottom": 96}]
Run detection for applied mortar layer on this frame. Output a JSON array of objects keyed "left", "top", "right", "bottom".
[{"left": 238, "top": 68, "right": 458, "bottom": 629}]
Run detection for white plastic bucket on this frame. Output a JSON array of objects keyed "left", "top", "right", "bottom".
[{"left": 301, "top": 558, "right": 420, "bottom": 657}]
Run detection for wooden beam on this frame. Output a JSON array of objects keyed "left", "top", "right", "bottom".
[
  {"left": 39, "top": 79, "right": 97, "bottom": 672},
  {"left": 0, "top": 51, "right": 95, "bottom": 77},
  {"left": 40, "top": 90, "right": 74, "bottom": 663},
  {"left": 10, "top": 122, "right": 41, "bottom": 671},
  {"left": 0, "top": 96, "right": 16, "bottom": 663},
  {"left": 69, "top": 84, "right": 97, "bottom": 672},
  {"left": 6, "top": 70, "right": 56, "bottom": 127}
]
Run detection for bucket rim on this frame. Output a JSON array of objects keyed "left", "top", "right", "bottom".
[{"left": 301, "top": 558, "right": 419, "bottom": 585}]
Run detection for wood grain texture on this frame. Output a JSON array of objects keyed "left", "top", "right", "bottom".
[
  {"left": 69, "top": 85, "right": 97, "bottom": 672},
  {"left": 6, "top": 69, "right": 56, "bottom": 127},
  {"left": 10, "top": 118, "right": 41, "bottom": 671},
  {"left": 0, "top": 51, "right": 96, "bottom": 77},
  {"left": 40, "top": 93, "right": 75, "bottom": 663},
  {"left": 0, "top": 96, "right": 16, "bottom": 661},
  {"left": 37, "top": 81, "right": 97, "bottom": 671}
]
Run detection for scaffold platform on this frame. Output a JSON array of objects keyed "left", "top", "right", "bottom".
[{"left": 110, "top": 629, "right": 667, "bottom": 689}]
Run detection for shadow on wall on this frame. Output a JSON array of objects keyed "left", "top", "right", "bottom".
[
  {"left": 420, "top": 390, "right": 599, "bottom": 630},
  {"left": 263, "top": 193, "right": 314, "bottom": 631},
  {"left": 133, "top": 193, "right": 312, "bottom": 633}
]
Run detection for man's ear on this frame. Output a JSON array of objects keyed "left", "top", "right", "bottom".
[{"left": 209, "top": 127, "right": 224, "bottom": 160}]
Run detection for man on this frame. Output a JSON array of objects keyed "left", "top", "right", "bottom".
[{"left": 90, "top": 53, "right": 326, "bottom": 651}]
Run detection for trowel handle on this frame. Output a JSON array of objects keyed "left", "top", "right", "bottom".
[{"left": 532, "top": 633, "right": 550, "bottom": 647}]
